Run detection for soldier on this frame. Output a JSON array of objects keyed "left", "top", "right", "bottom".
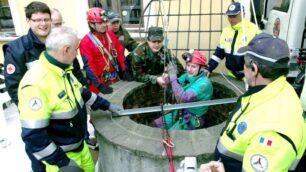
[
  {"left": 129, "top": 26, "right": 183, "bottom": 87},
  {"left": 107, "top": 10, "right": 139, "bottom": 52}
]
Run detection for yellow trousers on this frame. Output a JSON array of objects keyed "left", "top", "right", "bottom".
[{"left": 44, "top": 143, "right": 95, "bottom": 172}]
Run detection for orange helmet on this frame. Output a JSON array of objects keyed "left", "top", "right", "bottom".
[
  {"left": 86, "top": 7, "right": 107, "bottom": 22},
  {"left": 182, "top": 49, "right": 207, "bottom": 66}
]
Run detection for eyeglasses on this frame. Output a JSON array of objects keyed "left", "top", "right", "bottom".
[{"left": 30, "top": 18, "right": 51, "bottom": 23}]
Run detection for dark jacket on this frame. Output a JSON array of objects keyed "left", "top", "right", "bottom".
[{"left": 4, "top": 29, "right": 87, "bottom": 105}]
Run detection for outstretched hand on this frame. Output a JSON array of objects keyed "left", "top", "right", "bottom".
[
  {"left": 108, "top": 104, "right": 123, "bottom": 116},
  {"left": 167, "top": 62, "right": 177, "bottom": 81},
  {"left": 199, "top": 161, "right": 225, "bottom": 172}
]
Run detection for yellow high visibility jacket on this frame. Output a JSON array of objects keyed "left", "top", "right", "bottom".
[
  {"left": 216, "top": 76, "right": 306, "bottom": 172},
  {"left": 300, "top": 69, "right": 306, "bottom": 111},
  {"left": 207, "top": 20, "right": 260, "bottom": 78},
  {"left": 18, "top": 52, "right": 110, "bottom": 168}
]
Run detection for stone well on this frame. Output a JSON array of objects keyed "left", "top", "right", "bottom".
[{"left": 91, "top": 74, "right": 244, "bottom": 172}]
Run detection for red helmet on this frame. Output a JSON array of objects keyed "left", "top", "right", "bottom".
[
  {"left": 86, "top": 7, "right": 106, "bottom": 22},
  {"left": 182, "top": 50, "right": 207, "bottom": 66}
]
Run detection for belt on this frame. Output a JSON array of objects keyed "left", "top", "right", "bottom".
[{"left": 101, "top": 71, "right": 119, "bottom": 84}]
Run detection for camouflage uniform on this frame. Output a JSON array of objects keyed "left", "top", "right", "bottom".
[
  {"left": 130, "top": 27, "right": 183, "bottom": 84},
  {"left": 130, "top": 43, "right": 183, "bottom": 84},
  {"left": 115, "top": 26, "right": 139, "bottom": 52},
  {"left": 107, "top": 11, "right": 139, "bottom": 52}
]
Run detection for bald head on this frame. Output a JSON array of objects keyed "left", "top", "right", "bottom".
[{"left": 51, "top": 8, "right": 63, "bottom": 28}]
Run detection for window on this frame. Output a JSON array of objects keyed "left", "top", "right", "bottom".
[
  {"left": 0, "top": 0, "right": 13, "bottom": 32},
  {"left": 264, "top": 0, "right": 291, "bottom": 19},
  {"left": 272, "top": 0, "right": 290, "bottom": 12},
  {"left": 88, "top": 0, "right": 143, "bottom": 27}
]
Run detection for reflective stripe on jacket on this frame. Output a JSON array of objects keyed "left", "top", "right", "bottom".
[
  {"left": 18, "top": 52, "right": 110, "bottom": 167},
  {"left": 216, "top": 76, "right": 306, "bottom": 172},
  {"left": 4, "top": 29, "right": 45, "bottom": 104},
  {"left": 207, "top": 20, "right": 260, "bottom": 74}
]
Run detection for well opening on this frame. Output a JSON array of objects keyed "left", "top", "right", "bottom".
[{"left": 123, "top": 81, "right": 236, "bottom": 128}]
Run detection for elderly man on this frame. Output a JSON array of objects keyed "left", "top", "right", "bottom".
[
  {"left": 18, "top": 26, "right": 122, "bottom": 172},
  {"left": 205, "top": 2, "right": 260, "bottom": 80},
  {"left": 200, "top": 33, "right": 306, "bottom": 172},
  {"left": 51, "top": 8, "right": 63, "bottom": 28}
]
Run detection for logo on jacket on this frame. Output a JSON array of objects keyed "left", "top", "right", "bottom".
[
  {"left": 225, "top": 37, "right": 232, "bottom": 42},
  {"left": 29, "top": 98, "right": 42, "bottom": 111},
  {"left": 237, "top": 121, "right": 247, "bottom": 135},
  {"left": 6, "top": 64, "right": 15, "bottom": 74},
  {"left": 259, "top": 136, "right": 273, "bottom": 146},
  {"left": 251, "top": 154, "right": 268, "bottom": 171}
]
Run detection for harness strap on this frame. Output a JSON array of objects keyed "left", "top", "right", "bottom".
[{"left": 87, "top": 33, "right": 119, "bottom": 72}]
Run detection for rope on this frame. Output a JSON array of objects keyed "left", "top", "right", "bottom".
[
  {"left": 218, "top": 69, "right": 244, "bottom": 94},
  {"left": 160, "top": 103, "right": 175, "bottom": 172}
]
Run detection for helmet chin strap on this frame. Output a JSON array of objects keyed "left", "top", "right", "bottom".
[
  {"left": 196, "top": 65, "right": 202, "bottom": 76},
  {"left": 92, "top": 23, "right": 106, "bottom": 34}
]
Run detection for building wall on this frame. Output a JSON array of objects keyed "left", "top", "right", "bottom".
[
  {"left": 0, "top": 0, "right": 89, "bottom": 63},
  {"left": 1, "top": 0, "right": 252, "bottom": 74}
]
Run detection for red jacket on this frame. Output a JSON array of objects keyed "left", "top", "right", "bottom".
[{"left": 80, "top": 30, "right": 125, "bottom": 93}]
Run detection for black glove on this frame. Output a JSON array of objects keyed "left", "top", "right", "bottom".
[
  {"left": 98, "top": 84, "right": 113, "bottom": 94},
  {"left": 122, "top": 70, "right": 133, "bottom": 81}
]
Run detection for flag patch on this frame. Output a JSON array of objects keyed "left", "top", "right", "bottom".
[{"left": 259, "top": 137, "right": 272, "bottom": 146}]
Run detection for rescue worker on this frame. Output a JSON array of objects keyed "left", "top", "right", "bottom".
[
  {"left": 3, "top": 2, "right": 51, "bottom": 171},
  {"left": 51, "top": 8, "right": 63, "bottom": 28},
  {"left": 106, "top": 10, "right": 139, "bottom": 52},
  {"left": 18, "top": 26, "right": 122, "bottom": 172},
  {"left": 129, "top": 26, "right": 184, "bottom": 87},
  {"left": 204, "top": 2, "right": 260, "bottom": 80},
  {"left": 106, "top": 10, "right": 139, "bottom": 79},
  {"left": 50, "top": 6, "right": 95, "bottom": 150},
  {"left": 3, "top": 3, "right": 87, "bottom": 171},
  {"left": 80, "top": 7, "right": 131, "bottom": 95},
  {"left": 152, "top": 50, "right": 213, "bottom": 130},
  {"left": 50, "top": 8, "right": 88, "bottom": 87},
  {"left": 299, "top": 51, "right": 306, "bottom": 171},
  {"left": 201, "top": 33, "right": 306, "bottom": 172}
]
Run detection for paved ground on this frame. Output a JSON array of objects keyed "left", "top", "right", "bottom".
[
  {"left": 0, "top": 103, "right": 99, "bottom": 172},
  {"left": 0, "top": 103, "right": 31, "bottom": 172}
]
